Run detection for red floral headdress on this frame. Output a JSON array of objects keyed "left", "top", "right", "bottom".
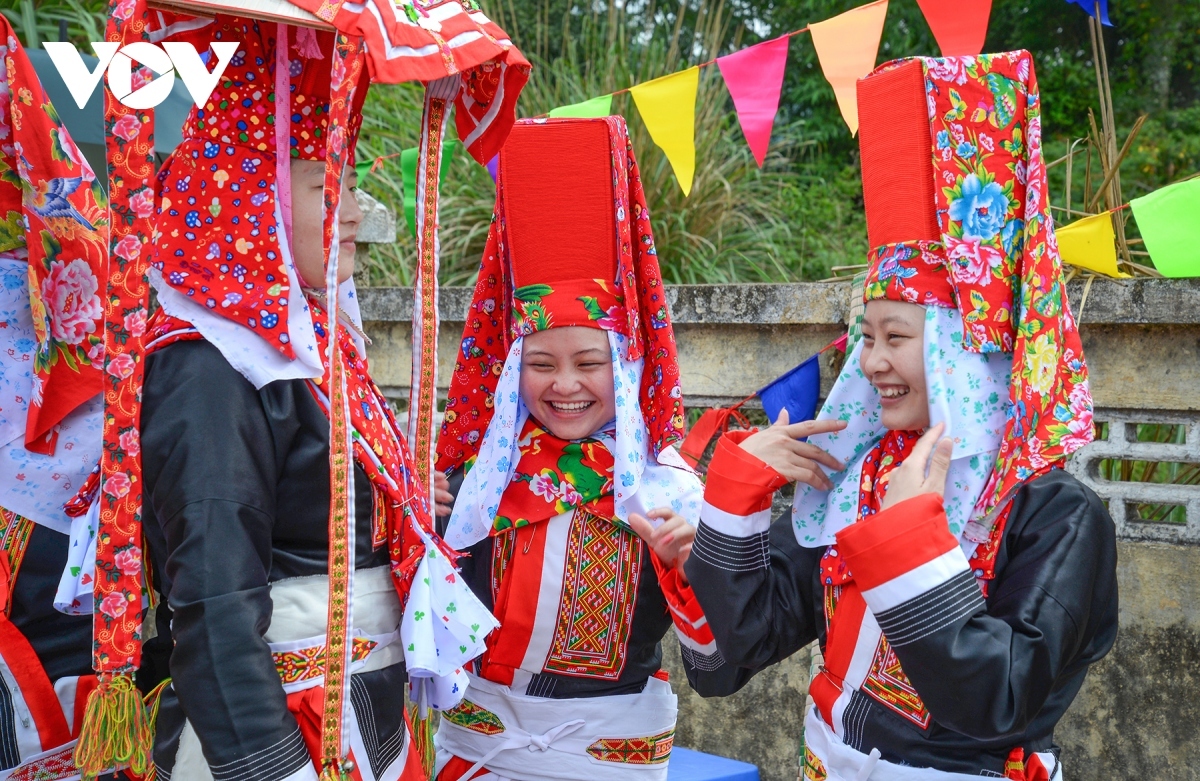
[
  {"left": 856, "top": 52, "right": 1094, "bottom": 578},
  {"left": 0, "top": 19, "right": 106, "bottom": 454},
  {"left": 436, "top": 117, "right": 686, "bottom": 474}
]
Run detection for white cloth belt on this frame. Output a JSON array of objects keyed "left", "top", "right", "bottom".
[
  {"left": 435, "top": 672, "right": 677, "bottom": 781},
  {"left": 803, "top": 707, "right": 1062, "bottom": 781}
]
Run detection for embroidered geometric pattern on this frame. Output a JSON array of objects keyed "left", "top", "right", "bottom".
[
  {"left": 802, "top": 746, "right": 828, "bottom": 781},
  {"left": 272, "top": 637, "right": 378, "bottom": 687},
  {"left": 442, "top": 700, "right": 506, "bottom": 736},
  {"left": 491, "top": 529, "right": 516, "bottom": 606},
  {"left": 543, "top": 509, "right": 641, "bottom": 679},
  {"left": 860, "top": 634, "right": 931, "bottom": 729},
  {"left": 8, "top": 744, "right": 77, "bottom": 780},
  {"left": 586, "top": 729, "right": 673, "bottom": 764},
  {"left": 0, "top": 509, "right": 33, "bottom": 613}
]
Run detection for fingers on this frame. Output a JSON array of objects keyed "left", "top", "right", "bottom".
[
  {"left": 433, "top": 471, "right": 450, "bottom": 491},
  {"left": 773, "top": 408, "right": 790, "bottom": 427},
  {"left": 775, "top": 462, "right": 835, "bottom": 491},
  {"left": 627, "top": 513, "right": 655, "bottom": 542},
  {"left": 781, "top": 417, "right": 848, "bottom": 440},
  {"left": 924, "top": 437, "right": 954, "bottom": 496},
  {"left": 783, "top": 440, "right": 845, "bottom": 471},
  {"left": 907, "top": 422, "right": 946, "bottom": 470}
]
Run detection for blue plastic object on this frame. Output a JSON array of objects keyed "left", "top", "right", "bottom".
[
  {"left": 757, "top": 353, "right": 820, "bottom": 426},
  {"left": 667, "top": 747, "right": 759, "bottom": 781}
]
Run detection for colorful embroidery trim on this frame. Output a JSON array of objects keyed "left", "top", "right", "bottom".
[
  {"left": 586, "top": 729, "right": 674, "bottom": 764},
  {"left": 860, "top": 635, "right": 932, "bottom": 730},
  {"left": 802, "top": 745, "right": 828, "bottom": 781},
  {"left": 442, "top": 700, "right": 506, "bottom": 736},
  {"left": 543, "top": 510, "right": 641, "bottom": 680},
  {"left": 272, "top": 637, "right": 379, "bottom": 687}
]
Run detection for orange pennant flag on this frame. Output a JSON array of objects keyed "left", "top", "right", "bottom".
[{"left": 810, "top": 0, "right": 890, "bottom": 135}]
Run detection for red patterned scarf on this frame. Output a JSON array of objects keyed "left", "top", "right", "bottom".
[{"left": 493, "top": 419, "right": 615, "bottom": 534}]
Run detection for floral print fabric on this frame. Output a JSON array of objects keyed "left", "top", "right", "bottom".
[
  {"left": 493, "top": 419, "right": 616, "bottom": 533},
  {"left": 0, "top": 20, "right": 106, "bottom": 452}
]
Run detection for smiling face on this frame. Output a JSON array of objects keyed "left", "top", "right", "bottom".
[
  {"left": 519, "top": 326, "right": 616, "bottom": 440},
  {"left": 859, "top": 300, "right": 930, "bottom": 431},
  {"left": 290, "top": 159, "right": 362, "bottom": 289}
]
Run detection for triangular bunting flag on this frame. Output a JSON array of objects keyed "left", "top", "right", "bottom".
[
  {"left": 1065, "top": 0, "right": 1111, "bottom": 26},
  {"left": 758, "top": 353, "right": 821, "bottom": 427},
  {"left": 1131, "top": 178, "right": 1200, "bottom": 278},
  {"left": 1056, "top": 211, "right": 1128, "bottom": 278},
  {"left": 630, "top": 67, "right": 700, "bottom": 195},
  {"left": 717, "top": 36, "right": 789, "bottom": 167},
  {"left": 916, "top": 0, "right": 992, "bottom": 56},
  {"left": 548, "top": 94, "right": 614, "bottom": 118},
  {"left": 809, "top": 0, "right": 889, "bottom": 135}
]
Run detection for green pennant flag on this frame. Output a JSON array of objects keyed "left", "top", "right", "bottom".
[
  {"left": 1130, "top": 177, "right": 1200, "bottom": 278},
  {"left": 400, "top": 139, "right": 457, "bottom": 238},
  {"left": 548, "top": 94, "right": 614, "bottom": 119}
]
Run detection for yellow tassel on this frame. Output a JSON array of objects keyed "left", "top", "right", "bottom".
[
  {"left": 73, "top": 673, "right": 153, "bottom": 780},
  {"left": 409, "top": 703, "right": 436, "bottom": 778}
]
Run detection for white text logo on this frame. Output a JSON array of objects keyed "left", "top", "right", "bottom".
[{"left": 43, "top": 41, "right": 240, "bottom": 110}]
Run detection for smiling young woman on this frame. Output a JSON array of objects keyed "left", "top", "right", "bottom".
[
  {"left": 859, "top": 299, "right": 930, "bottom": 432},
  {"left": 518, "top": 326, "right": 617, "bottom": 441}
]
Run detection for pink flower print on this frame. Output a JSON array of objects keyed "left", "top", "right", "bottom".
[
  {"left": 107, "top": 353, "right": 136, "bottom": 380},
  {"left": 558, "top": 483, "right": 582, "bottom": 507},
  {"left": 99, "top": 591, "right": 128, "bottom": 619},
  {"left": 1069, "top": 382, "right": 1092, "bottom": 415},
  {"left": 119, "top": 429, "right": 141, "bottom": 458},
  {"left": 41, "top": 259, "right": 102, "bottom": 345},
  {"left": 114, "top": 233, "right": 142, "bottom": 261},
  {"left": 87, "top": 340, "right": 104, "bottom": 364},
  {"left": 104, "top": 471, "right": 132, "bottom": 499},
  {"left": 946, "top": 237, "right": 1004, "bottom": 287},
  {"left": 598, "top": 305, "right": 622, "bottom": 331},
  {"left": 114, "top": 546, "right": 142, "bottom": 577},
  {"left": 124, "top": 309, "right": 147, "bottom": 338},
  {"left": 529, "top": 472, "right": 558, "bottom": 503},
  {"left": 1060, "top": 413, "right": 1094, "bottom": 453},
  {"left": 112, "top": 113, "right": 142, "bottom": 143},
  {"left": 113, "top": 0, "right": 136, "bottom": 20},
  {"left": 130, "top": 188, "right": 155, "bottom": 219}
]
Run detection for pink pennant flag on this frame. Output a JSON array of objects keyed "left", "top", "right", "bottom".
[
  {"left": 717, "top": 35, "right": 790, "bottom": 168},
  {"left": 916, "top": 0, "right": 992, "bottom": 56}
]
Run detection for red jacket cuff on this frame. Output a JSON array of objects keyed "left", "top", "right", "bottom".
[{"left": 704, "top": 431, "right": 789, "bottom": 516}]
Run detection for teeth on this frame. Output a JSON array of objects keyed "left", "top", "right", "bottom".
[
  {"left": 880, "top": 388, "right": 909, "bottom": 398},
  {"left": 550, "top": 401, "right": 593, "bottom": 412}
]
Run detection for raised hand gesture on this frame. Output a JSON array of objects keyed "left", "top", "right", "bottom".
[{"left": 737, "top": 409, "right": 848, "bottom": 490}]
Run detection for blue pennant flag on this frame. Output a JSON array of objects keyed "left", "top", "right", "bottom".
[
  {"left": 757, "top": 353, "right": 821, "bottom": 426},
  {"left": 1064, "top": 0, "right": 1111, "bottom": 26}
]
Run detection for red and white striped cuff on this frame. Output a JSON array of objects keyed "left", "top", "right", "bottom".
[
  {"left": 653, "top": 554, "right": 717, "bottom": 652},
  {"left": 835, "top": 494, "right": 983, "bottom": 646}
]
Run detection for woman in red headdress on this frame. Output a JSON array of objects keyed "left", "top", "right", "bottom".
[
  {"left": 431, "top": 117, "right": 747, "bottom": 781},
  {"left": 685, "top": 53, "right": 1117, "bottom": 781}
]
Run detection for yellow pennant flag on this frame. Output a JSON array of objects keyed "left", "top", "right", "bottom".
[
  {"left": 1056, "top": 211, "right": 1129, "bottom": 278},
  {"left": 810, "top": 0, "right": 890, "bottom": 135},
  {"left": 630, "top": 66, "right": 699, "bottom": 195}
]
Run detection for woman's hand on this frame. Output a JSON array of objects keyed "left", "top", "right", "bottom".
[
  {"left": 433, "top": 471, "right": 454, "bottom": 517},
  {"left": 629, "top": 508, "right": 696, "bottom": 581},
  {"left": 737, "top": 409, "right": 848, "bottom": 490},
  {"left": 879, "top": 422, "right": 954, "bottom": 510}
]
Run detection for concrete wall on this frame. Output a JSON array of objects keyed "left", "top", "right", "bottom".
[{"left": 358, "top": 278, "right": 1200, "bottom": 781}]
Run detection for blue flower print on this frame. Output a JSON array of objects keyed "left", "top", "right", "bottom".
[
  {"left": 956, "top": 141, "right": 976, "bottom": 158},
  {"left": 936, "top": 130, "right": 950, "bottom": 150},
  {"left": 948, "top": 174, "right": 1009, "bottom": 240},
  {"left": 621, "top": 472, "right": 635, "bottom": 487}
]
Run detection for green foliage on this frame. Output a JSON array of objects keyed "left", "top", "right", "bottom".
[{"left": 1, "top": 0, "right": 107, "bottom": 48}]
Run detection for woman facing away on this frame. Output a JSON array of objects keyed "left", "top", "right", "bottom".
[
  {"left": 685, "top": 52, "right": 1118, "bottom": 781},
  {"left": 430, "top": 116, "right": 742, "bottom": 781}
]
